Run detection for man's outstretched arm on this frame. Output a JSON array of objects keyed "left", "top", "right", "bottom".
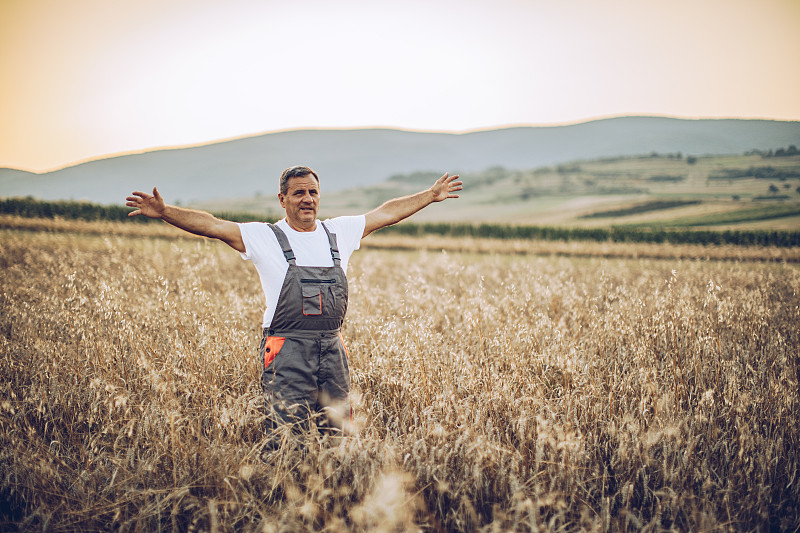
[
  {"left": 126, "top": 187, "right": 246, "bottom": 253},
  {"left": 362, "top": 172, "right": 462, "bottom": 238}
]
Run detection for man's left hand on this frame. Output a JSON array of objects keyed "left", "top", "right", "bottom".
[{"left": 430, "top": 173, "right": 463, "bottom": 202}]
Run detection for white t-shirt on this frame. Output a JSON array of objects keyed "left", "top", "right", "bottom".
[{"left": 239, "top": 216, "right": 366, "bottom": 327}]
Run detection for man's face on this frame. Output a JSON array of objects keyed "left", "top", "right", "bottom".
[{"left": 279, "top": 174, "right": 320, "bottom": 231}]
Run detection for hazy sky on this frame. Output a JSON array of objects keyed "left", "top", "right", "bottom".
[{"left": 2, "top": 0, "right": 799, "bottom": 171}]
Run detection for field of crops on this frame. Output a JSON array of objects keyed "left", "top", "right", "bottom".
[{"left": 1, "top": 225, "right": 799, "bottom": 531}]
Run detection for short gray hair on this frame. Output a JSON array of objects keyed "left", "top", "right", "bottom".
[{"left": 279, "top": 165, "right": 320, "bottom": 195}]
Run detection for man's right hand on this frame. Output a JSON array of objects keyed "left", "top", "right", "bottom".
[{"left": 126, "top": 187, "right": 166, "bottom": 218}]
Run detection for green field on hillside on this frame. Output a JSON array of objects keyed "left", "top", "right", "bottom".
[{"left": 192, "top": 150, "right": 800, "bottom": 230}]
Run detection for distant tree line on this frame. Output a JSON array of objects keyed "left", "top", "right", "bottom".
[
  {"left": 0, "top": 196, "right": 154, "bottom": 223},
  {"left": 754, "top": 194, "right": 792, "bottom": 201},
  {"left": 0, "top": 197, "right": 272, "bottom": 224},
  {"left": 746, "top": 145, "right": 799, "bottom": 158},
  {"left": 708, "top": 166, "right": 800, "bottom": 181},
  {"left": 647, "top": 175, "right": 686, "bottom": 182},
  {"left": 2, "top": 197, "right": 798, "bottom": 247},
  {"left": 580, "top": 200, "right": 701, "bottom": 219},
  {"left": 381, "top": 221, "right": 800, "bottom": 247}
]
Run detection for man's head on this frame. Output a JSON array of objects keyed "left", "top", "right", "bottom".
[
  {"left": 279, "top": 165, "right": 319, "bottom": 196},
  {"left": 278, "top": 165, "right": 321, "bottom": 232}
]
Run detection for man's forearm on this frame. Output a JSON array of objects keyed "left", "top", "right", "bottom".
[
  {"left": 371, "top": 188, "right": 436, "bottom": 227},
  {"left": 160, "top": 205, "right": 224, "bottom": 238},
  {"left": 362, "top": 172, "right": 461, "bottom": 237}
]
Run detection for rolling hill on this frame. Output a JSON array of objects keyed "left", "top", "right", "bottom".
[{"left": 1, "top": 116, "right": 799, "bottom": 206}]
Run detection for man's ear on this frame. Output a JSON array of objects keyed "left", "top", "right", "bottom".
[{"left": 278, "top": 193, "right": 285, "bottom": 208}]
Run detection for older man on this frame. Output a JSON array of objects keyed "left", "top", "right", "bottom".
[{"left": 126, "top": 165, "right": 462, "bottom": 444}]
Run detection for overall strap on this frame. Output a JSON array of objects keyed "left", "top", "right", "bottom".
[
  {"left": 321, "top": 222, "right": 341, "bottom": 266},
  {"left": 267, "top": 224, "right": 296, "bottom": 264}
]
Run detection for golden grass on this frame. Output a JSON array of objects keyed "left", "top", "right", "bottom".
[{"left": 1, "top": 226, "right": 799, "bottom": 531}]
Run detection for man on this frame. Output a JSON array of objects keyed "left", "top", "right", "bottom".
[{"left": 126, "top": 165, "right": 462, "bottom": 444}]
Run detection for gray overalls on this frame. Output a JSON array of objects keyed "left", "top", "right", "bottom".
[{"left": 258, "top": 222, "right": 351, "bottom": 439}]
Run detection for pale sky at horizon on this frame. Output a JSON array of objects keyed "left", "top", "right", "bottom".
[{"left": 2, "top": 0, "right": 799, "bottom": 172}]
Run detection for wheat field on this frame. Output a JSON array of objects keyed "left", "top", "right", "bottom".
[{"left": 1, "top": 225, "right": 798, "bottom": 532}]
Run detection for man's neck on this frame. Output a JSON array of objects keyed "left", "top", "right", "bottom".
[{"left": 284, "top": 218, "right": 317, "bottom": 232}]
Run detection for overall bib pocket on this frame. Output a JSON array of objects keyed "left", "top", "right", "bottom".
[{"left": 301, "top": 282, "right": 324, "bottom": 315}]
